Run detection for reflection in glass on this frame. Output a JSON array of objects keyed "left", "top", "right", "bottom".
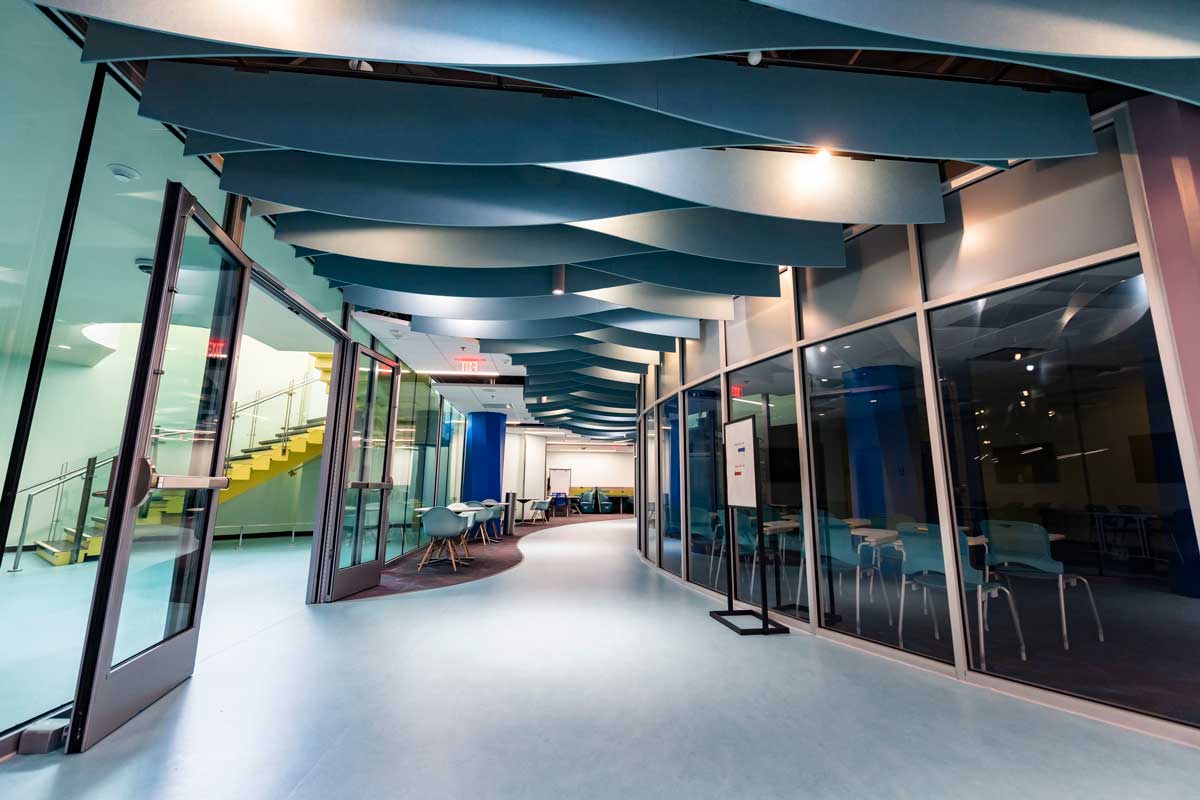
[
  {"left": 727, "top": 353, "right": 806, "bottom": 619},
  {"left": 659, "top": 397, "right": 682, "bottom": 575},
  {"left": 112, "top": 218, "right": 239, "bottom": 665},
  {"left": 932, "top": 258, "right": 1200, "bottom": 724},
  {"left": 685, "top": 379, "right": 726, "bottom": 591},
  {"left": 338, "top": 354, "right": 390, "bottom": 569},
  {"left": 386, "top": 366, "right": 418, "bottom": 561},
  {"left": 806, "top": 319, "right": 946, "bottom": 659},
  {"left": 643, "top": 407, "right": 658, "bottom": 562}
]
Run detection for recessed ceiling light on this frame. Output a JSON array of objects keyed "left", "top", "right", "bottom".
[
  {"left": 55, "top": 344, "right": 71, "bottom": 350},
  {"left": 108, "top": 163, "right": 141, "bottom": 183}
]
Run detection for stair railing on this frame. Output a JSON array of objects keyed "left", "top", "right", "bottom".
[
  {"left": 226, "top": 375, "right": 322, "bottom": 467},
  {"left": 7, "top": 454, "right": 116, "bottom": 572}
]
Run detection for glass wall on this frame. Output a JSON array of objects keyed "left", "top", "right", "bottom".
[
  {"left": 806, "top": 319, "right": 947, "bottom": 659},
  {"left": 725, "top": 269, "right": 795, "bottom": 365},
  {"left": 659, "top": 348, "right": 681, "bottom": 397},
  {"left": 408, "top": 379, "right": 441, "bottom": 551},
  {"left": 659, "top": 396, "right": 682, "bottom": 576},
  {"left": 685, "top": 379, "right": 725, "bottom": 591},
  {"left": 801, "top": 225, "right": 917, "bottom": 339},
  {"left": 931, "top": 257, "right": 1200, "bottom": 725},
  {"left": 445, "top": 405, "right": 466, "bottom": 506},
  {"left": 644, "top": 406, "right": 658, "bottom": 562},
  {"left": 684, "top": 320, "right": 721, "bottom": 383},
  {"left": 1, "top": 60, "right": 227, "bottom": 733},
  {"left": 727, "top": 353, "right": 806, "bottom": 619},
  {"left": 386, "top": 367, "right": 418, "bottom": 561}
]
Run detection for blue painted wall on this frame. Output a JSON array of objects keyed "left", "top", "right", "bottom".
[{"left": 462, "top": 411, "right": 506, "bottom": 501}]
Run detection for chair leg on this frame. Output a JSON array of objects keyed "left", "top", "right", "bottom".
[
  {"left": 795, "top": 556, "right": 805, "bottom": 606},
  {"left": 447, "top": 539, "right": 458, "bottom": 572},
  {"left": 929, "top": 590, "right": 941, "bottom": 640},
  {"left": 749, "top": 549, "right": 758, "bottom": 595},
  {"left": 416, "top": 539, "right": 437, "bottom": 571},
  {"left": 459, "top": 533, "right": 472, "bottom": 559},
  {"left": 897, "top": 574, "right": 907, "bottom": 648},
  {"left": 878, "top": 568, "right": 893, "bottom": 626},
  {"left": 1075, "top": 576, "right": 1105, "bottom": 642},
  {"left": 997, "top": 586, "right": 1027, "bottom": 662},
  {"left": 1058, "top": 574, "right": 1070, "bottom": 651},
  {"left": 855, "top": 565, "right": 862, "bottom": 634},
  {"left": 976, "top": 585, "right": 987, "bottom": 670}
]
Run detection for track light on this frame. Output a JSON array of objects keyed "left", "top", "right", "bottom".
[
  {"left": 747, "top": 50, "right": 763, "bottom": 66},
  {"left": 551, "top": 264, "right": 566, "bottom": 296}
]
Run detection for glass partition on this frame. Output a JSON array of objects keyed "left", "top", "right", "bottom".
[
  {"left": 685, "top": 379, "right": 726, "bottom": 592},
  {"left": 801, "top": 225, "right": 916, "bottom": 339},
  {"left": 727, "top": 353, "right": 806, "bottom": 619},
  {"left": 386, "top": 367, "right": 418, "bottom": 561},
  {"left": 659, "top": 349, "right": 681, "bottom": 397},
  {"left": 659, "top": 396, "right": 682, "bottom": 576},
  {"left": 684, "top": 320, "right": 721, "bottom": 383},
  {"left": 644, "top": 406, "right": 658, "bottom": 562},
  {"left": 931, "top": 257, "right": 1200, "bottom": 725},
  {"left": 806, "top": 318, "right": 946, "bottom": 659},
  {"left": 725, "top": 270, "right": 795, "bottom": 365}
]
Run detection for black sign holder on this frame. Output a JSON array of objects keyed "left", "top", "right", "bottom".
[{"left": 710, "top": 415, "right": 790, "bottom": 636}]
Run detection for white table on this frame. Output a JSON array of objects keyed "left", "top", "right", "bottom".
[
  {"left": 852, "top": 527, "right": 900, "bottom": 546},
  {"left": 843, "top": 518, "right": 872, "bottom": 529}
]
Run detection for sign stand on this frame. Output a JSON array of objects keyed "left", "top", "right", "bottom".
[{"left": 709, "top": 416, "right": 789, "bottom": 636}]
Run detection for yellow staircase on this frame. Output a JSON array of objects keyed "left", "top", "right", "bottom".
[
  {"left": 31, "top": 355, "right": 335, "bottom": 566},
  {"left": 219, "top": 420, "right": 326, "bottom": 504}
]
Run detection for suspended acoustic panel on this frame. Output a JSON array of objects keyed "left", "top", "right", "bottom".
[
  {"left": 577, "top": 327, "right": 679, "bottom": 353},
  {"left": 567, "top": 253, "right": 780, "bottom": 296},
  {"left": 550, "top": 149, "right": 944, "bottom": 224},
  {"left": 272, "top": 213, "right": 654, "bottom": 268},
  {"left": 753, "top": 1, "right": 1200, "bottom": 59},
  {"left": 80, "top": 16, "right": 1200, "bottom": 107},
  {"left": 477, "top": 338, "right": 664, "bottom": 362},
  {"left": 575, "top": 366, "right": 642, "bottom": 385},
  {"left": 313, "top": 259, "right": 632, "bottom": 298},
  {"left": 526, "top": 400, "right": 638, "bottom": 415},
  {"left": 581, "top": 310, "right": 700, "bottom": 340},
  {"left": 525, "top": 372, "right": 637, "bottom": 391},
  {"left": 339, "top": 286, "right": 621, "bottom": 320},
  {"left": 249, "top": 199, "right": 303, "bottom": 218},
  {"left": 139, "top": 61, "right": 777, "bottom": 167},
  {"left": 496, "top": 58, "right": 1095, "bottom": 162},
  {"left": 571, "top": 208, "right": 845, "bottom": 267},
  {"left": 410, "top": 316, "right": 607, "bottom": 340},
  {"left": 578, "top": 284, "right": 736, "bottom": 321},
  {"left": 183, "top": 129, "right": 278, "bottom": 157},
  {"left": 221, "top": 150, "right": 696, "bottom": 227}
]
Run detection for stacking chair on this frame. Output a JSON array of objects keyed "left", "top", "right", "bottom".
[
  {"left": 816, "top": 512, "right": 891, "bottom": 634},
  {"left": 417, "top": 507, "right": 470, "bottom": 572},
  {"left": 464, "top": 501, "right": 493, "bottom": 545},
  {"left": 981, "top": 520, "right": 1104, "bottom": 651},
  {"left": 529, "top": 499, "right": 551, "bottom": 524},
  {"left": 579, "top": 490, "right": 595, "bottom": 514},
  {"left": 596, "top": 491, "right": 614, "bottom": 514},
  {"left": 482, "top": 500, "right": 505, "bottom": 536},
  {"left": 898, "top": 531, "right": 1026, "bottom": 669},
  {"left": 551, "top": 492, "right": 568, "bottom": 517}
]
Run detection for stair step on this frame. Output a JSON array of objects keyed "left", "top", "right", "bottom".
[
  {"left": 34, "top": 540, "right": 86, "bottom": 566},
  {"left": 227, "top": 454, "right": 255, "bottom": 462},
  {"left": 243, "top": 445, "right": 275, "bottom": 453}
]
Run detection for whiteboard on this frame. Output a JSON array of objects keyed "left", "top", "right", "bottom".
[
  {"left": 548, "top": 467, "right": 572, "bottom": 495},
  {"left": 723, "top": 417, "right": 758, "bottom": 509}
]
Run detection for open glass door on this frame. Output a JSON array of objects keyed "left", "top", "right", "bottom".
[
  {"left": 68, "top": 184, "right": 250, "bottom": 752},
  {"left": 325, "top": 346, "right": 397, "bottom": 600}
]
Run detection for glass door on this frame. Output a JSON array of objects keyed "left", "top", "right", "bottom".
[
  {"left": 68, "top": 184, "right": 250, "bottom": 752},
  {"left": 326, "top": 345, "right": 397, "bottom": 600}
]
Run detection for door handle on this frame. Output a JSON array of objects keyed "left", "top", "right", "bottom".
[
  {"left": 154, "top": 475, "right": 232, "bottom": 490},
  {"left": 348, "top": 481, "right": 393, "bottom": 490}
]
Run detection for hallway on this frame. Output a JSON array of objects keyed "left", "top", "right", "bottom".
[{"left": 2, "top": 519, "right": 1198, "bottom": 798}]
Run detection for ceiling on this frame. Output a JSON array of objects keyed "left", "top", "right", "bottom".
[{"left": 38, "top": 2, "right": 1200, "bottom": 439}]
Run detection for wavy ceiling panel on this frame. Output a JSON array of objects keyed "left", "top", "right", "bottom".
[
  {"left": 80, "top": 15, "right": 1200, "bottom": 107},
  {"left": 753, "top": 1, "right": 1200, "bottom": 59},
  {"left": 578, "top": 284, "right": 736, "bottom": 321},
  {"left": 183, "top": 129, "right": 278, "bottom": 157},
  {"left": 574, "top": 253, "right": 779, "bottom": 297},
  {"left": 577, "top": 327, "right": 679, "bottom": 353},
  {"left": 313, "top": 259, "right": 632, "bottom": 298},
  {"left": 522, "top": 357, "right": 647, "bottom": 376},
  {"left": 526, "top": 400, "right": 638, "bottom": 415},
  {"left": 570, "top": 209, "right": 845, "bottom": 267},
  {"left": 581, "top": 310, "right": 701, "bottom": 340},
  {"left": 411, "top": 310, "right": 697, "bottom": 341},
  {"left": 550, "top": 149, "right": 944, "bottom": 224},
  {"left": 339, "top": 286, "right": 621, "bottom": 320},
  {"left": 139, "top": 61, "right": 776, "bottom": 166},
  {"left": 272, "top": 213, "right": 654, "bottom": 268},
  {"left": 221, "top": 150, "right": 695, "bottom": 227},
  {"left": 495, "top": 59, "right": 1095, "bottom": 162},
  {"left": 477, "top": 339, "right": 664, "bottom": 363}
]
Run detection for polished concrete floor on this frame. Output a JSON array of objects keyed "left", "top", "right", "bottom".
[{"left": 3, "top": 519, "right": 1200, "bottom": 798}]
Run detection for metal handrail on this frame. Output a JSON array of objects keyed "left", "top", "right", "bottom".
[
  {"left": 15, "top": 454, "right": 116, "bottom": 496},
  {"left": 231, "top": 375, "right": 321, "bottom": 417},
  {"left": 8, "top": 455, "right": 116, "bottom": 572}
]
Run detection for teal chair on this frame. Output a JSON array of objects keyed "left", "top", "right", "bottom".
[
  {"left": 596, "top": 491, "right": 614, "bottom": 514},
  {"left": 817, "top": 512, "right": 891, "bottom": 634},
  {"left": 579, "top": 490, "right": 596, "bottom": 513},
  {"left": 898, "top": 531, "right": 1026, "bottom": 669},
  {"left": 417, "top": 507, "right": 470, "bottom": 571},
  {"left": 981, "top": 520, "right": 1104, "bottom": 651},
  {"left": 529, "top": 499, "right": 551, "bottom": 524},
  {"left": 464, "top": 501, "right": 494, "bottom": 545}
]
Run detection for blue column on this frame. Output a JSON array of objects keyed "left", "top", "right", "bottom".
[{"left": 462, "top": 411, "right": 506, "bottom": 501}]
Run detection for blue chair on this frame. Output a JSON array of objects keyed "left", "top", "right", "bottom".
[
  {"left": 816, "top": 512, "right": 891, "bottom": 633},
  {"left": 482, "top": 499, "right": 505, "bottom": 536},
  {"left": 551, "top": 492, "right": 568, "bottom": 517},
  {"left": 981, "top": 520, "right": 1104, "bottom": 651},
  {"left": 579, "top": 490, "right": 596, "bottom": 513},
  {"left": 596, "top": 491, "right": 615, "bottom": 514},
  {"left": 898, "top": 531, "right": 1026, "bottom": 668},
  {"left": 417, "top": 507, "right": 470, "bottom": 571}
]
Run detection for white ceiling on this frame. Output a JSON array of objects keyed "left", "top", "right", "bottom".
[{"left": 353, "top": 311, "right": 525, "bottom": 376}]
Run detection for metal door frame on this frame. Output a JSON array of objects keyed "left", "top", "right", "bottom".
[
  {"left": 69, "top": 184, "right": 249, "bottom": 752},
  {"left": 319, "top": 344, "right": 399, "bottom": 601}
]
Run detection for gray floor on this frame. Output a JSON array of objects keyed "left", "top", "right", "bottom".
[{"left": 2, "top": 519, "right": 1200, "bottom": 798}]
